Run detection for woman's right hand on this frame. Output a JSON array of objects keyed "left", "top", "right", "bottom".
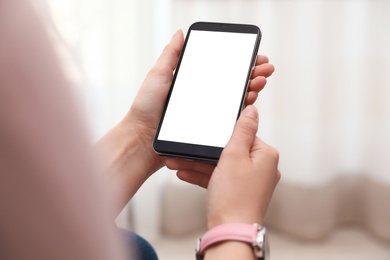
[
  {"left": 206, "top": 105, "right": 280, "bottom": 229},
  {"left": 167, "top": 105, "right": 280, "bottom": 227},
  {"left": 167, "top": 105, "right": 280, "bottom": 259}
]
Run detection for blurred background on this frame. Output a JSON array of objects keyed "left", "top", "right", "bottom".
[{"left": 43, "top": 0, "right": 390, "bottom": 259}]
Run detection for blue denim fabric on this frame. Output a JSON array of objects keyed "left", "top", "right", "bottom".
[{"left": 118, "top": 229, "right": 159, "bottom": 260}]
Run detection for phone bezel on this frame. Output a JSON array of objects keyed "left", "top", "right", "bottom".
[{"left": 153, "top": 21, "right": 261, "bottom": 162}]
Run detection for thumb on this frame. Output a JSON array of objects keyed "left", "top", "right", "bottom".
[
  {"left": 225, "top": 105, "right": 259, "bottom": 155},
  {"left": 154, "top": 30, "right": 184, "bottom": 72}
]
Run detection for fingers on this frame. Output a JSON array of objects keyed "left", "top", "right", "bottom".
[
  {"left": 245, "top": 55, "right": 274, "bottom": 105},
  {"left": 256, "top": 55, "right": 269, "bottom": 65},
  {"left": 248, "top": 76, "right": 267, "bottom": 92},
  {"left": 176, "top": 170, "right": 211, "bottom": 189},
  {"left": 251, "top": 55, "right": 274, "bottom": 80},
  {"left": 224, "top": 105, "right": 259, "bottom": 156},
  {"left": 166, "top": 158, "right": 215, "bottom": 188},
  {"left": 165, "top": 158, "right": 216, "bottom": 174},
  {"left": 251, "top": 63, "right": 275, "bottom": 79},
  {"left": 154, "top": 30, "right": 184, "bottom": 72},
  {"left": 245, "top": 91, "right": 258, "bottom": 106}
]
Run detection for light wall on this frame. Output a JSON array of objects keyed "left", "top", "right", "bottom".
[{"left": 46, "top": 0, "right": 390, "bottom": 242}]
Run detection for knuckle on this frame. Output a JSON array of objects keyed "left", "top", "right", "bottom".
[
  {"left": 263, "top": 144, "right": 280, "bottom": 163},
  {"left": 277, "top": 170, "right": 282, "bottom": 182}
]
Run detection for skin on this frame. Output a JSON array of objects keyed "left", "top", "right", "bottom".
[
  {"left": 169, "top": 105, "right": 281, "bottom": 226},
  {"left": 96, "top": 29, "right": 277, "bottom": 216},
  {"left": 166, "top": 104, "right": 281, "bottom": 259},
  {"left": 202, "top": 105, "right": 280, "bottom": 259},
  {"left": 0, "top": 0, "right": 278, "bottom": 258},
  {"left": 97, "top": 30, "right": 280, "bottom": 259}
]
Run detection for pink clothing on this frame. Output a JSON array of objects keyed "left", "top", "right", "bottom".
[{"left": 0, "top": 0, "right": 125, "bottom": 259}]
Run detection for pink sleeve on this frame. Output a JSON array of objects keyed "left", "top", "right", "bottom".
[{"left": 0, "top": 1, "right": 125, "bottom": 259}]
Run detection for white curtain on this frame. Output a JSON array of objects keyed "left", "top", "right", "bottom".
[{"left": 45, "top": 0, "right": 390, "bottom": 241}]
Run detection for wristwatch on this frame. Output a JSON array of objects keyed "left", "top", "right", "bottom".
[{"left": 195, "top": 223, "right": 269, "bottom": 260}]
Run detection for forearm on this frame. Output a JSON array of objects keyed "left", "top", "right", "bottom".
[
  {"left": 95, "top": 30, "right": 184, "bottom": 216},
  {"left": 95, "top": 117, "right": 164, "bottom": 216}
]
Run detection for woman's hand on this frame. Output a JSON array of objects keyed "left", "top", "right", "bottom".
[
  {"left": 168, "top": 105, "right": 280, "bottom": 226},
  {"left": 127, "top": 32, "right": 275, "bottom": 177},
  {"left": 96, "top": 29, "right": 275, "bottom": 215},
  {"left": 206, "top": 105, "right": 280, "bottom": 227},
  {"left": 95, "top": 30, "right": 184, "bottom": 214}
]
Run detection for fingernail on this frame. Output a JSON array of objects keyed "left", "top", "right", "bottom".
[{"left": 242, "top": 105, "right": 258, "bottom": 120}]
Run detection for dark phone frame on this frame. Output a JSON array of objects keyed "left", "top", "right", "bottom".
[{"left": 153, "top": 21, "right": 261, "bottom": 162}]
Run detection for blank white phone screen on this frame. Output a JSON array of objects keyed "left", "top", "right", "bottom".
[{"left": 158, "top": 30, "right": 257, "bottom": 148}]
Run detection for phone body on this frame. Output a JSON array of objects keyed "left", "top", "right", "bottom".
[{"left": 153, "top": 21, "right": 261, "bottom": 162}]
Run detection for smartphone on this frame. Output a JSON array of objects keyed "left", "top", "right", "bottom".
[{"left": 153, "top": 21, "right": 261, "bottom": 162}]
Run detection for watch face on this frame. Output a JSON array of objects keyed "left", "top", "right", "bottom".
[{"left": 256, "top": 226, "right": 269, "bottom": 260}]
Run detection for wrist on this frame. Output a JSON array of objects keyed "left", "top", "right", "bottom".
[
  {"left": 112, "top": 117, "right": 164, "bottom": 176},
  {"left": 95, "top": 118, "right": 163, "bottom": 215},
  {"left": 208, "top": 215, "right": 264, "bottom": 230},
  {"left": 196, "top": 223, "right": 269, "bottom": 260}
]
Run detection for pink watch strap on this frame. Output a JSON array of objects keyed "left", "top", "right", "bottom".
[{"left": 197, "top": 223, "right": 258, "bottom": 254}]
